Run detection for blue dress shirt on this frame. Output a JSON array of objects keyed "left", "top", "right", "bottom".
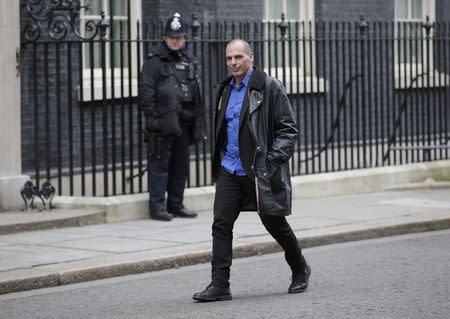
[{"left": 221, "top": 68, "right": 253, "bottom": 176}]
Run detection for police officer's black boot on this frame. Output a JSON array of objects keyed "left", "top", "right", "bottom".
[
  {"left": 149, "top": 196, "right": 174, "bottom": 221},
  {"left": 151, "top": 210, "right": 174, "bottom": 221},
  {"left": 169, "top": 207, "right": 197, "bottom": 218}
]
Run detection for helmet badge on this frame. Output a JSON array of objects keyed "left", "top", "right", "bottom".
[{"left": 170, "top": 13, "right": 182, "bottom": 31}]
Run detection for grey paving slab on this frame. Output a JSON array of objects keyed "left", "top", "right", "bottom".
[
  {"left": 0, "top": 231, "right": 98, "bottom": 245},
  {"left": 57, "top": 223, "right": 149, "bottom": 235},
  {"left": 302, "top": 206, "right": 411, "bottom": 221},
  {"left": 136, "top": 221, "right": 213, "bottom": 235},
  {"left": 92, "top": 227, "right": 167, "bottom": 239},
  {"left": 234, "top": 222, "right": 270, "bottom": 237},
  {"left": 0, "top": 209, "right": 103, "bottom": 225},
  {"left": 0, "top": 245, "right": 111, "bottom": 272},
  {"left": 0, "top": 209, "right": 106, "bottom": 235},
  {"left": 287, "top": 216, "right": 352, "bottom": 230},
  {"left": 232, "top": 211, "right": 260, "bottom": 221},
  {"left": 39, "top": 221, "right": 179, "bottom": 237},
  {"left": 49, "top": 236, "right": 178, "bottom": 253},
  {"left": 395, "top": 189, "right": 450, "bottom": 200},
  {"left": 97, "top": 222, "right": 210, "bottom": 237},
  {"left": 134, "top": 227, "right": 214, "bottom": 244},
  {"left": 290, "top": 190, "right": 450, "bottom": 223},
  {"left": 0, "top": 241, "right": 11, "bottom": 247},
  {"left": 379, "top": 198, "right": 450, "bottom": 209}
]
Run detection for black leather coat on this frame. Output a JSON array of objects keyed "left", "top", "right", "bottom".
[{"left": 212, "top": 67, "right": 298, "bottom": 216}]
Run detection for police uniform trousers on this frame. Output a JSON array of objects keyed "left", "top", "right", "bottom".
[
  {"left": 211, "top": 167, "right": 306, "bottom": 288},
  {"left": 147, "top": 124, "right": 191, "bottom": 213}
]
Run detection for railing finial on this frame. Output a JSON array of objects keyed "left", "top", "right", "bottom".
[
  {"left": 359, "top": 15, "right": 368, "bottom": 36},
  {"left": 191, "top": 12, "right": 201, "bottom": 40},
  {"left": 422, "top": 15, "right": 433, "bottom": 37},
  {"left": 98, "top": 11, "right": 110, "bottom": 39},
  {"left": 278, "top": 13, "right": 289, "bottom": 38}
]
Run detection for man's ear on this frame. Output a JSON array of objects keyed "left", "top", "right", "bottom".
[{"left": 249, "top": 51, "right": 254, "bottom": 61}]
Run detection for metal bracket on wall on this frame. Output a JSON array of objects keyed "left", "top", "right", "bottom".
[
  {"left": 20, "top": 181, "right": 40, "bottom": 211},
  {"left": 16, "top": 48, "right": 20, "bottom": 77},
  {"left": 20, "top": 180, "right": 55, "bottom": 212}
]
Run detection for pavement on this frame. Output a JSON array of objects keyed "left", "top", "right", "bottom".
[{"left": 0, "top": 183, "right": 449, "bottom": 295}]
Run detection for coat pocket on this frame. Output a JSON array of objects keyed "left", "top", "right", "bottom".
[
  {"left": 255, "top": 157, "right": 285, "bottom": 213},
  {"left": 266, "top": 159, "right": 287, "bottom": 207}
]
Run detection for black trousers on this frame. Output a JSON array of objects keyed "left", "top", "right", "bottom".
[
  {"left": 211, "top": 168, "right": 306, "bottom": 288},
  {"left": 147, "top": 125, "right": 191, "bottom": 213}
]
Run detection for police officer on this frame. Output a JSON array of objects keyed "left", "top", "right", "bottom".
[{"left": 139, "top": 13, "right": 206, "bottom": 221}]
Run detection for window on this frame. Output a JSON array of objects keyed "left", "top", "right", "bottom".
[
  {"left": 395, "top": 0, "right": 435, "bottom": 64},
  {"left": 394, "top": 0, "right": 441, "bottom": 88},
  {"left": 263, "top": 0, "right": 305, "bottom": 70},
  {"left": 79, "top": 0, "right": 141, "bottom": 101},
  {"left": 262, "top": 0, "right": 324, "bottom": 94}
]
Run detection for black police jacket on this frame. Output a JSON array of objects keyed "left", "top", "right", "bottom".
[
  {"left": 138, "top": 43, "right": 207, "bottom": 144},
  {"left": 212, "top": 67, "right": 298, "bottom": 216}
]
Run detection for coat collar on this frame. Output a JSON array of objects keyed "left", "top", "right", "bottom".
[
  {"left": 215, "top": 67, "right": 266, "bottom": 131},
  {"left": 247, "top": 66, "right": 266, "bottom": 92},
  {"left": 239, "top": 67, "right": 265, "bottom": 128},
  {"left": 216, "top": 66, "right": 265, "bottom": 91}
]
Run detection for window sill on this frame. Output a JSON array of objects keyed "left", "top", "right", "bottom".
[
  {"left": 78, "top": 77, "right": 138, "bottom": 102},
  {"left": 264, "top": 67, "right": 326, "bottom": 94},
  {"left": 284, "top": 76, "right": 327, "bottom": 94},
  {"left": 394, "top": 72, "right": 450, "bottom": 89}
]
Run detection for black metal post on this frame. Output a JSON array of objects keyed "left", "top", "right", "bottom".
[
  {"left": 78, "top": 40, "right": 86, "bottom": 196},
  {"left": 67, "top": 42, "right": 74, "bottom": 195},
  {"left": 55, "top": 42, "right": 62, "bottom": 194}
]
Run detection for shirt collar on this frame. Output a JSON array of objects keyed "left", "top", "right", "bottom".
[{"left": 230, "top": 68, "right": 253, "bottom": 89}]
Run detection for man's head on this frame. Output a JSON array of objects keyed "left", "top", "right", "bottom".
[
  {"left": 225, "top": 39, "right": 254, "bottom": 84},
  {"left": 163, "top": 13, "right": 187, "bottom": 51}
]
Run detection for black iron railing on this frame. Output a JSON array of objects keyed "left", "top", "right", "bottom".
[{"left": 20, "top": 2, "right": 450, "bottom": 197}]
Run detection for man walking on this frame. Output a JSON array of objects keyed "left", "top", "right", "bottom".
[
  {"left": 139, "top": 13, "right": 206, "bottom": 221},
  {"left": 193, "top": 39, "right": 310, "bottom": 302}
]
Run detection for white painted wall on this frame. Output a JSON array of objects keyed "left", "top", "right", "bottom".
[{"left": 0, "top": 0, "right": 28, "bottom": 211}]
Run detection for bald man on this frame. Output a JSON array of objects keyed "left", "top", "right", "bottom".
[{"left": 193, "top": 39, "right": 310, "bottom": 302}]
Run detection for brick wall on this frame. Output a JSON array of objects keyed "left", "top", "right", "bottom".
[
  {"left": 142, "top": 0, "right": 262, "bottom": 26},
  {"left": 315, "top": 0, "right": 394, "bottom": 21},
  {"left": 436, "top": 0, "right": 450, "bottom": 21}
]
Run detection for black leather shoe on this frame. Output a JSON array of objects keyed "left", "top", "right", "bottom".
[
  {"left": 169, "top": 207, "right": 198, "bottom": 218},
  {"left": 288, "top": 263, "right": 311, "bottom": 294},
  {"left": 150, "top": 210, "right": 173, "bottom": 221},
  {"left": 193, "top": 283, "right": 232, "bottom": 302}
]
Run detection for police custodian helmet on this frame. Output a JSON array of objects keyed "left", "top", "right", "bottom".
[{"left": 164, "top": 13, "right": 188, "bottom": 37}]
